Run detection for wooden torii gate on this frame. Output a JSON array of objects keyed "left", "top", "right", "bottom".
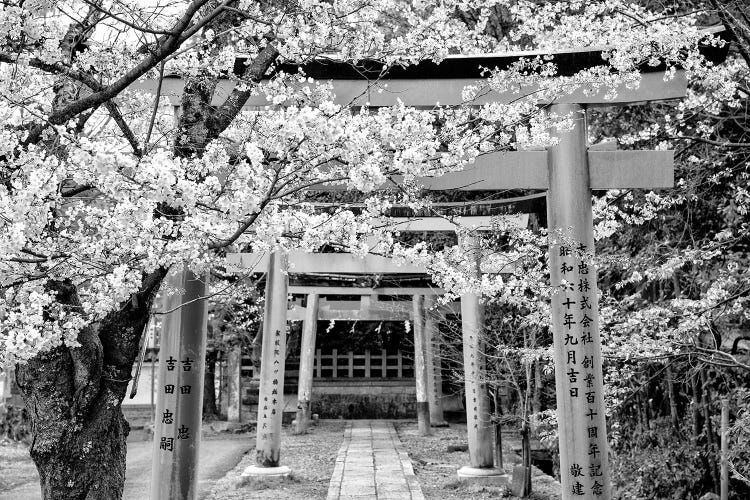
[
  {"left": 226, "top": 212, "right": 526, "bottom": 476},
  {"left": 285, "top": 284, "right": 459, "bottom": 435},
  {"left": 140, "top": 37, "right": 728, "bottom": 500}
]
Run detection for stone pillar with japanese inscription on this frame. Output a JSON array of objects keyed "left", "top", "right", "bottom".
[
  {"left": 424, "top": 295, "right": 447, "bottom": 427},
  {"left": 547, "top": 103, "right": 610, "bottom": 499},
  {"left": 150, "top": 268, "right": 209, "bottom": 500},
  {"left": 457, "top": 235, "right": 505, "bottom": 481},
  {"left": 243, "top": 251, "right": 291, "bottom": 477}
]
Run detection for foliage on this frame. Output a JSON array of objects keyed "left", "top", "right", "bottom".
[
  {"left": 611, "top": 418, "right": 714, "bottom": 500},
  {"left": 0, "top": 0, "right": 747, "bottom": 496},
  {"left": 727, "top": 388, "right": 750, "bottom": 487},
  {"left": 0, "top": 0, "right": 714, "bottom": 365}
]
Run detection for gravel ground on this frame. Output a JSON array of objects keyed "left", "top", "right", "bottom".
[
  {"left": 0, "top": 442, "right": 36, "bottom": 492},
  {"left": 206, "top": 420, "right": 347, "bottom": 500},
  {"left": 395, "top": 421, "right": 561, "bottom": 500}
]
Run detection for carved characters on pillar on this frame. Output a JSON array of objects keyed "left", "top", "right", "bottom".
[
  {"left": 259, "top": 328, "right": 283, "bottom": 444},
  {"left": 432, "top": 338, "right": 441, "bottom": 406},
  {"left": 158, "top": 355, "right": 196, "bottom": 455},
  {"left": 556, "top": 242, "right": 605, "bottom": 497},
  {"left": 468, "top": 332, "right": 481, "bottom": 430}
]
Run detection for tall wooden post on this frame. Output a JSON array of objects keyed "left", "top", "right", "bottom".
[
  {"left": 226, "top": 347, "right": 242, "bottom": 423},
  {"left": 295, "top": 293, "right": 319, "bottom": 434},
  {"left": 424, "top": 295, "right": 447, "bottom": 427},
  {"left": 547, "top": 103, "right": 610, "bottom": 499},
  {"left": 412, "top": 295, "right": 431, "bottom": 435},
  {"left": 243, "top": 251, "right": 291, "bottom": 477},
  {"left": 458, "top": 236, "right": 504, "bottom": 480},
  {"left": 151, "top": 269, "right": 209, "bottom": 500}
]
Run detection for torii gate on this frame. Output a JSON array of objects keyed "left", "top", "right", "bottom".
[
  {"left": 141, "top": 36, "right": 727, "bottom": 500},
  {"left": 226, "top": 210, "right": 527, "bottom": 469}
]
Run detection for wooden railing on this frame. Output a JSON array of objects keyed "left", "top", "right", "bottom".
[{"left": 240, "top": 349, "right": 414, "bottom": 379}]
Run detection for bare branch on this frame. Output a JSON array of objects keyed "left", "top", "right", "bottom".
[
  {"left": 144, "top": 61, "right": 166, "bottom": 152},
  {"left": 41, "top": 0, "right": 211, "bottom": 129},
  {"left": 103, "top": 101, "right": 143, "bottom": 157}
]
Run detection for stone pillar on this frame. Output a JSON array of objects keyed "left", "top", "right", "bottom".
[
  {"left": 295, "top": 293, "right": 319, "bottom": 434},
  {"left": 458, "top": 235, "right": 504, "bottom": 481},
  {"left": 547, "top": 103, "right": 610, "bottom": 499},
  {"left": 412, "top": 295, "right": 431, "bottom": 435},
  {"left": 151, "top": 269, "right": 209, "bottom": 500},
  {"left": 226, "top": 347, "right": 242, "bottom": 423},
  {"left": 423, "top": 295, "right": 447, "bottom": 427},
  {"left": 0, "top": 364, "right": 11, "bottom": 424},
  {"left": 243, "top": 251, "right": 291, "bottom": 477},
  {"left": 0, "top": 365, "right": 10, "bottom": 402}
]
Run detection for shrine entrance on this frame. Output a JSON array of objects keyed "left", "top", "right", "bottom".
[
  {"left": 227, "top": 207, "right": 530, "bottom": 480},
  {"left": 134, "top": 33, "right": 727, "bottom": 500}
]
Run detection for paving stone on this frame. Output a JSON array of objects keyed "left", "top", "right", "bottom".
[
  {"left": 376, "top": 483, "right": 410, "bottom": 493},
  {"left": 339, "top": 488, "right": 377, "bottom": 497},
  {"left": 325, "top": 420, "right": 426, "bottom": 500}
]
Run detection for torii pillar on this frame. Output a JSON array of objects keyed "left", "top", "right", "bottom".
[
  {"left": 412, "top": 295, "right": 431, "bottom": 435},
  {"left": 423, "top": 295, "right": 447, "bottom": 427},
  {"left": 151, "top": 269, "right": 209, "bottom": 500},
  {"left": 457, "top": 236, "right": 504, "bottom": 481},
  {"left": 243, "top": 251, "right": 291, "bottom": 477},
  {"left": 295, "top": 293, "right": 319, "bottom": 434},
  {"left": 225, "top": 347, "right": 242, "bottom": 423},
  {"left": 547, "top": 104, "right": 610, "bottom": 499}
]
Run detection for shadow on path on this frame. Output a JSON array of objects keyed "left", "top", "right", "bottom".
[{"left": 0, "top": 437, "right": 251, "bottom": 500}]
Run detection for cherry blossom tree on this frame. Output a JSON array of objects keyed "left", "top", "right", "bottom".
[{"left": 0, "top": 0, "right": 722, "bottom": 497}]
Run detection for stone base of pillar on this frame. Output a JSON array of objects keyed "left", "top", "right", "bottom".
[
  {"left": 430, "top": 420, "right": 449, "bottom": 428},
  {"left": 294, "top": 403, "right": 312, "bottom": 434},
  {"left": 456, "top": 466, "right": 509, "bottom": 485},
  {"left": 242, "top": 465, "right": 291, "bottom": 478}
]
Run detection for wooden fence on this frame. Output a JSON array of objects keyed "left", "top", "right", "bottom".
[{"left": 241, "top": 349, "right": 414, "bottom": 379}]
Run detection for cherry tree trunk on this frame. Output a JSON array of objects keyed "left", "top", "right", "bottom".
[
  {"left": 17, "top": 351, "right": 131, "bottom": 499},
  {"left": 203, "top": 349, "right": 219, "bottom": 419},
  {"left": 15, "top": 276, "right": 163, "bottom": 500}
]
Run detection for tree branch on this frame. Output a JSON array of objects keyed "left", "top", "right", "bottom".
[
  {"left": 207, "top": 41, "right": 279, "bottom": 135},
  {"left": 41, "top": 0, "right": 211, "bottom": 129},
  {"left": 103, "top": 101, "right": 143, "bottom": 157},
  {"left": 711, "top": 0, "right": 750, "bottom": 68}
]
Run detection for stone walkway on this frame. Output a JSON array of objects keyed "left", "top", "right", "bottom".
[{"left": 327, "top": 421, "right": 425, "bottom": 500}]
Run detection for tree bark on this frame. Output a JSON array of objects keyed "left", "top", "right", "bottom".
[
  {"left": 666, "top": 364, "right": 680, "bottom": 430},
  {"left": 521, "top": 421, "right": 532, "bottom": 495},
  {"left": 700, "top": 369, "right": 721, "bottom": 492},
  {"left": 531, "top": 328, "right": 541, "bottom": 416},
  {"left": 15, "top": 273, "right": 164, "bottom": 499},
  {"left": 691, "top": 373, "right": 702, "bottom": 444},
  {"left": 203, "top": 349, "right": 219, "bottom": 419}
]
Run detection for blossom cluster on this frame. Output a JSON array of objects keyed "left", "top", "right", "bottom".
[{"left": 0, "top": 0, "right": 728, "bottom": 366}]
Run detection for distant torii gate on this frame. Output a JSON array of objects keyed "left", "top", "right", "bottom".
[
  {"left": 226, "top": 213, "right": 525, "bottom": 479},
  {"left": 142, "top": 36, "right": 729, "bottom": 499}
]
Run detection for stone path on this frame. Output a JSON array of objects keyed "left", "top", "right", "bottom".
[{"left": 327, "top": 420, "right": 424, "bottom": 500}]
